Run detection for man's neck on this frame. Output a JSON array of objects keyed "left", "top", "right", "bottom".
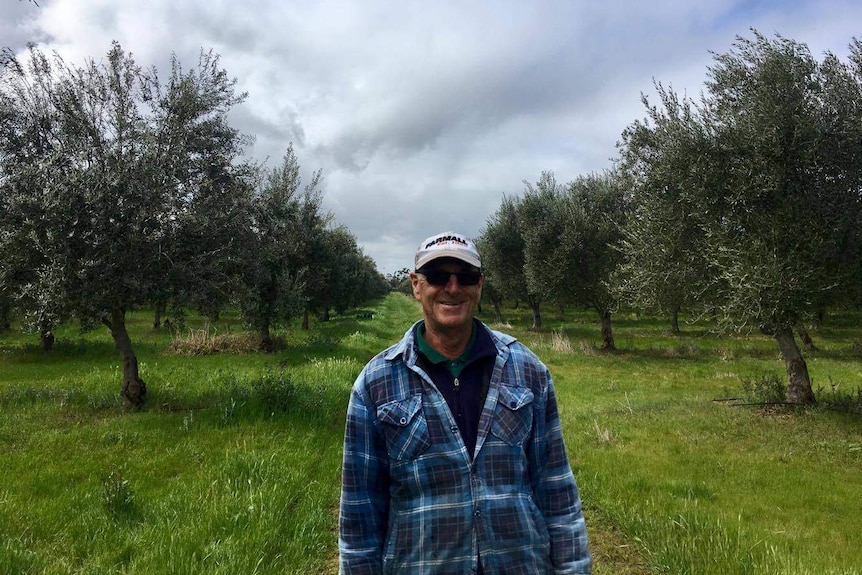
[{"left": 422, "top": 322, "right": 474, "bottom": 360}]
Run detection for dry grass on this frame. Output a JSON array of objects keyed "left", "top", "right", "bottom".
[
  {"left": 551, "top": 329, "right": 574, "bottom": 352},
  {"left": 579, "top": 340, "right": 600, "bottom": 355},
  {"left": 167, "top": 329, "right": 269, "bottom": 355},
  {"left": 593, "top": 419, "right": 618, "bottom": 446}
]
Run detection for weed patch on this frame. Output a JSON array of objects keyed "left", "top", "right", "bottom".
[
  {"left": 102, "top": 468, "right": 139, "bottom": 521},
  {"left": 740, "top": 372, "right": 787, "bottom": 404},
  {"left": 168, "top": 328, "right": 280, "bottom": 355},
  {"left": 212, "top": 365, "right": 346, "bottom": 426},
  {"left": 593, "top": 419, "right": 618, "bottom": 446},
  {"left": 579, "top": 340, "right": 600, "bottom": 355},
  {"left": 551, "top": 329, "right": 574, "bottom": 352},
  {"left": 0, "top": 384, "right": 119, "bottom": 411},
  {"left": 817, "top": 378, "right": 862, "bottom": 415},
  {"left": 663, "top": 343, "right": 701, "bottom": 358}
]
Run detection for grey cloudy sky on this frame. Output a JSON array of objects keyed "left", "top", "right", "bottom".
[{"left": 4, "top": 0, "right": 861, "bottom": 274}]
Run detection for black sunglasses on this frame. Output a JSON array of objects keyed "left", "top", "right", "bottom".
[{"left": 418, "top": 268, "right": 482, "bottom": 286}]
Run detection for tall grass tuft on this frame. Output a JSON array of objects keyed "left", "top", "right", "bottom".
[
  {"left": 817, "top": 378, "right": 862, "bottom": 415},
  {"left": 551, "top": 330, "right": 574, "bottom": 352},
  {"left": 102, "top": 468, "right": 139, "bottom": 520},
  {"left": 168, "top": 328, "right": 269, "bottom": 355}
]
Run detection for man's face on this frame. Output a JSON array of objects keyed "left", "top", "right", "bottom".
[{"left": 411, "top": 259, "right": 483, "bottom": 337}]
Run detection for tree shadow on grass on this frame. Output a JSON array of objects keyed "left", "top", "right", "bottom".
[
  {"left": 147, "top": 368, "right": 349, "bottom": 431},
  {"left": 0, "top": 366, "right": 350, "bottom": 433},
  {"left": 2, "top": 337, "right": 167, "bottom": 366}
]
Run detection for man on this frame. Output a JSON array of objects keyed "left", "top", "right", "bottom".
[{"left": 339, "top": 231, "right": 591, "bottom": 574}]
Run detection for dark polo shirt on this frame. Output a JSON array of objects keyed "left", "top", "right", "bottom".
[{"left": 415, "top": 319, "right": 497, "bottom": 459}]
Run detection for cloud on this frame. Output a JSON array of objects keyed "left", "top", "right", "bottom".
[
  {"left": 2, "top": 1, "right": 45, "bottom": 52},
  {"left": 9, "top": 0, "right": 862, "bottom": 274}
]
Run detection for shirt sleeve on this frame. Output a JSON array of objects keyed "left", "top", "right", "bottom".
[
  {"left": 531, "top": 367, "right": 593, "bottom": 574},
  {"left": 339, "top": 375, "right": 391, "bottom": 575}
]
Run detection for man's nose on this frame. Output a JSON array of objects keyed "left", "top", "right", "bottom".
[{"left": 444, "top": 273, "right": 462, "bottom": 291}]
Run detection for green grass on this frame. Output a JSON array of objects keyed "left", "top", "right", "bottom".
[
  {"left": 0, "top": 297, "right": 417, "bottom": 575},
  {"left": 507, "top": 308, "right": 862, "bottom": 575},
  {"left": 1, "top": 296, "right": 861, "bottom": 574}
]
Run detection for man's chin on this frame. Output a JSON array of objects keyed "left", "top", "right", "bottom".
[
  {"left": 435, "top": 313, "right": 472, "bottom": 330},
  {"left": 436, "top": 306, "right": 467, "bottom": 318}
]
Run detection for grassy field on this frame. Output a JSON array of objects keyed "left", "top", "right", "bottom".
[{"left": 1, "top": 294, "right": 861, "bottom": 574}]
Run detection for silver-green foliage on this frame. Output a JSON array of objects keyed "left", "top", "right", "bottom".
[
  {"left": 622, "top": 30, "right": 862, "bottom": 333},
  {"left": 618, "top": 30, "right": 862, "bottom": 402},
  {"left": 0, "top": 43, "right": 254, "bottom": 404}
]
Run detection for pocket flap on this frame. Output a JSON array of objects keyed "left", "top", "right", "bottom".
[
  {"left": 497, "top": 385, "right": 534, "bottom": 411},
  {"left": 377, "top": 394, "right": 423, "bottom": 427}
]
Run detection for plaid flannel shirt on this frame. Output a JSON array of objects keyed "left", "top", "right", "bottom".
[{"left": 339, "top": 321, "right": 592, "bottom": 574}]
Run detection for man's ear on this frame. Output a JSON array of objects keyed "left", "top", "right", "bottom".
[{"left": 410, "top": 272, "right": 421, "bottom": 300}]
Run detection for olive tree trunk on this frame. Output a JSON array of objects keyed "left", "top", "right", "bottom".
[
  {"left": 796, "top": 323, "right": 816, "bottom": 351},
  {"left": 774, "top": 326, "right": 816, "bottom": 405},
  {"left": 39, "top": 329, "right": 55, "bottom": 352},
  {"left": 259, "top": 322, "right": 273, "bottom": 353},
  {"left": 103, "top": 307, "right": 146, "bottom": 409},
  {"left": 599, "top": 309, "right": 616, "bottom": 351},
  {"left": 38, "top": 313, "right": 55, "bottom": 351},
  {"left": 529, "top": 299, "right": 542, "bottom": 330},
  {"left": 491, "top": 300, "right": 503, "bottom": 324},
  {"left": 152, "top": 301, "right": 165, "bottom": 329}
]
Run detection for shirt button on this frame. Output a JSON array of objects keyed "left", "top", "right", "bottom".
[
  {"left": 450, "top": 425, "right": 458, "bottom": 434},
  {"left": 474, "top": 509, "right": 481, "bottom": 517},
  {"left": 399, "top": 417, "right": 407, "bottom": 425}
]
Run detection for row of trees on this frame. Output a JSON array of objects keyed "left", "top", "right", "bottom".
[
  {"left": 0, "top": 43, "right": 387, "bottom": 407},
  {"left": 480, "top": 170, "right": 627, "bottom": 349},
  {"left": 479, "top": 31, "right": 862, "bottom": 405}
]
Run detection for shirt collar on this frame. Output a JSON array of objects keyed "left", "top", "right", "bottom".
[{"left": 415, "top": 320, "right": 477, "bottom": 365}]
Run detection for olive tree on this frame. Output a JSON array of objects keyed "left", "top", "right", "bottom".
[
  {"left": 0, "top": 43, "right": 253, "bottom": 407},
  {"left": 0, "top": 47, "right": 70, "bottom": 349},
  {"left": 619, "top": 31, "right": 862, "bottom": 403},
  {"left": 310, "top": 226, "right": 388, "bottom": 320},
  {"left": 238, "top": 144, "right": 321, "bottom": 350},
  {"left": 518, "top": 171, "right": 628, "bottom": 350},
  {"left": 562, "top": 171, "right": 628, "bottom": 349},
  {"left": 237, "top": 146, "right": 387, "bottom": 341},
  {"left": 616, "top": 85, "right": 713, "bottom": 333},
  {"left": 479, "top": 196, "right": 543, "bottom": 329}
]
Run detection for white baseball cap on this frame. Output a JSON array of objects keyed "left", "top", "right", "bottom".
[{"left": 414, "top": 231, "right": 481, "bottom": 270}]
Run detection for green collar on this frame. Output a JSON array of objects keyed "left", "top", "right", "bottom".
[{"left": 416, "top": 321, "right": 477, "bottom": 378}]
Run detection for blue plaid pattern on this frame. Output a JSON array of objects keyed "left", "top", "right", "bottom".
[{"left": 339, "top": 322, "right": 592, "bottom": 574}]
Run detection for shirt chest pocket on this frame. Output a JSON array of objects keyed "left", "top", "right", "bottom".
[
  {"left": 377, "top": 394, "right": 432, "bottom": 461},
  {"left": 491, "top": 385, "right": 535, "bottom": 446}
]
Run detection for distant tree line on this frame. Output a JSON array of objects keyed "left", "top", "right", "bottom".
[
  {"left": 478, "top": 30, "right": 862, "bottom": 406},
  {"left": 0, "top": 42, "right": 388, "bottom": 408},
  {"left": 385, "top": 268, "right": 412, "bottom": 295}
]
